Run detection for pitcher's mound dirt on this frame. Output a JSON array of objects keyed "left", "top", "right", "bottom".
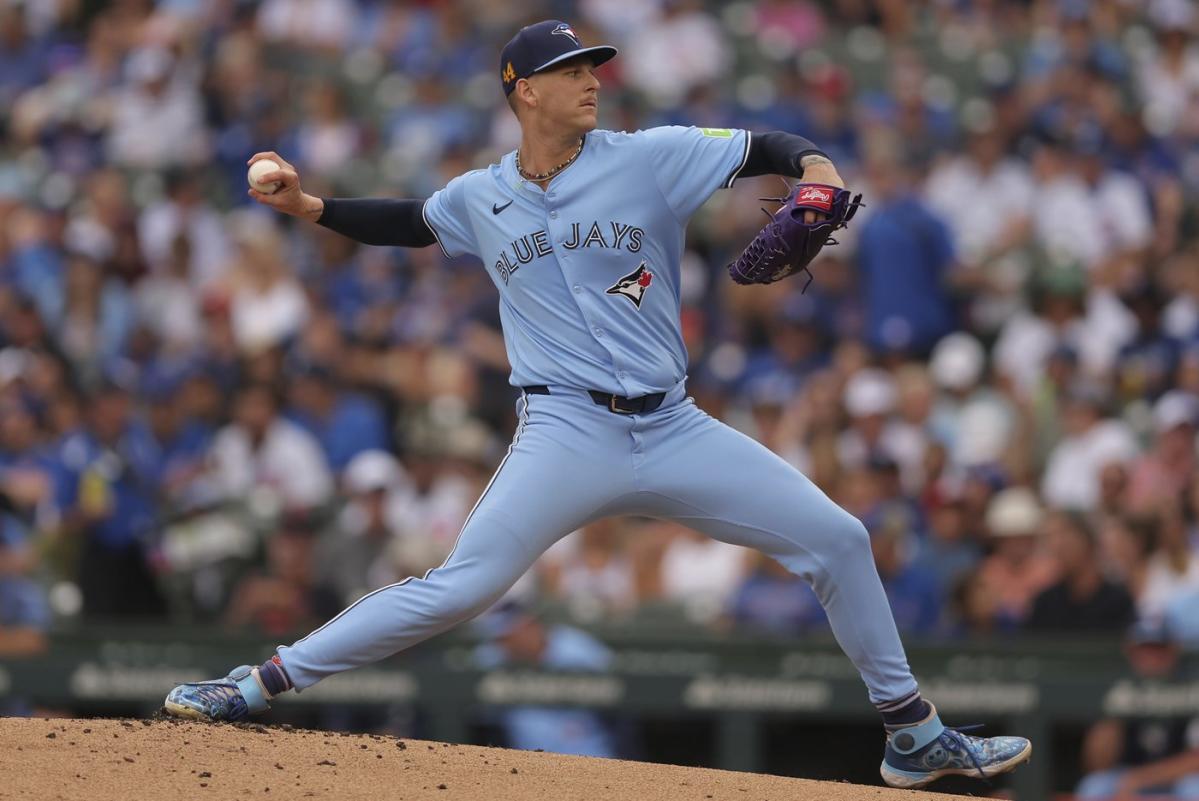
[{"left": 0, "top": 716, "right": 979, "bottom": 801}]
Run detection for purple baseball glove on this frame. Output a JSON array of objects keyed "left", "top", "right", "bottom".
[{"left": 728, "top": 183, "right": 863, "bottom": 289}]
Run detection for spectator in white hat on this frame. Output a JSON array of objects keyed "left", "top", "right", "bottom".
[
  {"left": 837, "top": 367, "right": 912, "bottom": 475},
  {"left": 313, "top": 450, "right": 440, "bottom": 608},
  {"left": 928, "top": 332, "right": 1016, "bottom": 470},
  {"left": 976, "top": 487, "right": 1059, "bottom": 628}
]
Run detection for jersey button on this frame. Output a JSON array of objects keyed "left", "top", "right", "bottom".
[
  {"left": 549, "top": 211, "right": 559, "bottom": 219},
  {"left": 617, "top": 370, "right": 627, "bottom": 379},
  {"left": 573, "top": 285, "right": 582, "bottom": 294},
  {"left": 594, "top": 328, "right": 604, "bottom": 337}
]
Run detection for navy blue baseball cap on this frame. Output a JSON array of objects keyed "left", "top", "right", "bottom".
[{"left": 500, "top": 20, "right": 617, "bottom": 96}]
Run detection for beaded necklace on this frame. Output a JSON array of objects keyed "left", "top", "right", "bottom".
[{"left": 516, "top": 137, "right": 584, "bottom": 182}]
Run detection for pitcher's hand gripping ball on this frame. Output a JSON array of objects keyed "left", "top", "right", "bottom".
[
  {"left": 728, "top": 183, "right": 862, "bottom": 289},
  {"left": 247, "top": 158, "right": 282, "bottom": 194}
]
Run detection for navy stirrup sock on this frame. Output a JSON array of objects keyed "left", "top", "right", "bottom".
[
  {"left": 257, "top": 655, "right": 293, "bottom": 697},
  {"left": 879, "top": 691, "right": 932, "bottom": 730}
]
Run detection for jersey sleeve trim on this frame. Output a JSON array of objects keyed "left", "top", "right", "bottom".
[
  {"left": 723, "top": 130, "right": 752, "bottom": 188},
  {"left": 420, "top": 197, "right": 452, "bottom": 258}
]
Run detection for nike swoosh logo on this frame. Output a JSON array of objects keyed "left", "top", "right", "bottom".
[{"left": 492, "top": 200, "right": 514, "bottom": 215}]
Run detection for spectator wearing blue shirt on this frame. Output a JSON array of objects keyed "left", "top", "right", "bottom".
[
  {"left": 54, "top": 380, "right": 166, "bottom": 619},
  {"left": 286, "top": 363, "right": 390, "bottom": 474},
  {"left": 0, "top": 393, "right": 58, "bottom": 508},
  {"left": 313, "top": 232, "right": 403, "bottom": 336},
  {"left": 912, "top": 494, "right": 982, "bottom": 599},
  {"left": 386, "top": 74, "right": 482, "bottom": 185},
  {"left": 474, "top": 602, "right": 620, "bottom": 759},
  {"left": 382, "top": 6, "right": 488, "bottom": 83},
  {"left": 737, "top": 295, "right": 829, "bottom": 405},
  {"left": 856, "top": 135, "right": 958, "bottom": 357},
  {"left": 729, "top": 550, "right": 827, "bottom": 634},
  {"left": 868, "top": 505, "right": 943, "bottom": 636},
  {"left": 0, "top": 513, "right": 50, "bottom": 715},
  {"left": 790, "top": 253, "right": 863, "bottom": 343},
  {"left": 0, "top": 514, "right": 50, "bottom": 655},
  {"left": 3, "top": 214, "right": 66, "bottom": 327},
  {"left": 140, "top": 365, "right": 214, "bottom": 506},
  {"left": 795, "top": 67, "right": 859, "bottom": 168},
  {"left": 0, "top": 3, "right": 48, "bottom": 111},
  {"left": 1115, "top": 281, "right": 1184, "bottom": 404},
  {"left": 1167, "top": 590, "right": 1199, "bottom": 647}
]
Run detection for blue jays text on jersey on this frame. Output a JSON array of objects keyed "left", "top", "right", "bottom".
[
  {"left": 421, "top": 125, "right": 751, "bottom": 397},
  {"left": 490, "top": 220, "right": 647, "bottom": 285}
]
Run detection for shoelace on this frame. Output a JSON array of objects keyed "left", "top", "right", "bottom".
[{"left": 937, "top": 725, "right": 989, "bottom": 783}]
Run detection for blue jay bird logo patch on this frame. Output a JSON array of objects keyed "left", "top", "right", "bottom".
[
  {"left": 606, "top": 262, "right": 654, "bottom": 309},
  {"left": 552, "top": 23, "right": 581, "bottom": 46}
]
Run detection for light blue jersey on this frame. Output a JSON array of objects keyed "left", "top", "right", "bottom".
[{"left": 422, "top": 126, "right": 751, "bottom": 396}]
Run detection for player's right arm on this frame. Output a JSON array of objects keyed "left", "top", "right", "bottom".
[{"left": 245, "top": 152, "right": 474, "bottom": 254}]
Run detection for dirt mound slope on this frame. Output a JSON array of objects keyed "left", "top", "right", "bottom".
[{"left": 1, "top": 716, "right": 978, "bottom": 801}]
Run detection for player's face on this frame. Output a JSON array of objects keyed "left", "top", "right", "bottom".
[{"left": 529, "top": 57, "right": 600, "bottom": 133}]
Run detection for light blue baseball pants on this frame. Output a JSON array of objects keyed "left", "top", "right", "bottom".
[{"left": 278, "top": 383, "right": 919, "bottom": 705}]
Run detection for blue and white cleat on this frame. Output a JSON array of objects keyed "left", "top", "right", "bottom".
[
  {"left": 163, "top": 665, "right": 272, "bottom": 722},
  {"left": 880, "top": 704, "right": 1032, "bottom": 789}
]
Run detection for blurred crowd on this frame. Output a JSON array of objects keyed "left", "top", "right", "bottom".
[{"left": 0, "top": 0, "right": 1198, "bottom": 662}]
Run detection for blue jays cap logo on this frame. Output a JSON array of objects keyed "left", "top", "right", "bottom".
[{"left": 551, "top": 23, "right": 581, "bottom": 46}]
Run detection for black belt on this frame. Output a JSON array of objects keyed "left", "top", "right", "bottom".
[{"left": 522, "top": 385, "right": 666, "bottom": 415}]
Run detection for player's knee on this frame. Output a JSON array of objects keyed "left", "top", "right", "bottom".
[
  {"left": 787, "top": 513, "right": 871, "bottom": 588},
  {"left": 828, "top": 514, "right": 871, "bottom": 562}
]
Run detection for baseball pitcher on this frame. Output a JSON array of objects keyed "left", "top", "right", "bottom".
[{"left": 165, "top": 21, "right": 1030, "bottom": 789}]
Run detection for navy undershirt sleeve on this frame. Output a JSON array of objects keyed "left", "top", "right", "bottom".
[
  {"left": 316, "top": 197, "right": 436, "bottom": 248},
  {"left": 738, "top": 131, "right": 828, "bottom": 179}
]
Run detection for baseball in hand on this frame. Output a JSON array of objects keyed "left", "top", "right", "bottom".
[{"left": 247, "top": 159, "right": 281, "bottom": 194}]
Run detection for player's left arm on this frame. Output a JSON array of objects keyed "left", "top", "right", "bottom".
[
  {"left": 739, "top": 131, "right": 845, "bottom": 222},
  {"left": 644, "top": 126, "right": 842, "bottom": 222}
]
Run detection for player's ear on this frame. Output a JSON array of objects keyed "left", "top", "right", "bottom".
[{"left": 516, "top": 77, "right": 538, "bottom": 111}]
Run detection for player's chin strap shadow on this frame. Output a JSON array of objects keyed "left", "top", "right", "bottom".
[{"left": 758, "top": 179, "right": 866, "bottom": 294}]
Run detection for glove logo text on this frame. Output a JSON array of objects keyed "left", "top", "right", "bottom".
[{"left": 796, "top": 186, "right": 834, "bottom": 211}]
